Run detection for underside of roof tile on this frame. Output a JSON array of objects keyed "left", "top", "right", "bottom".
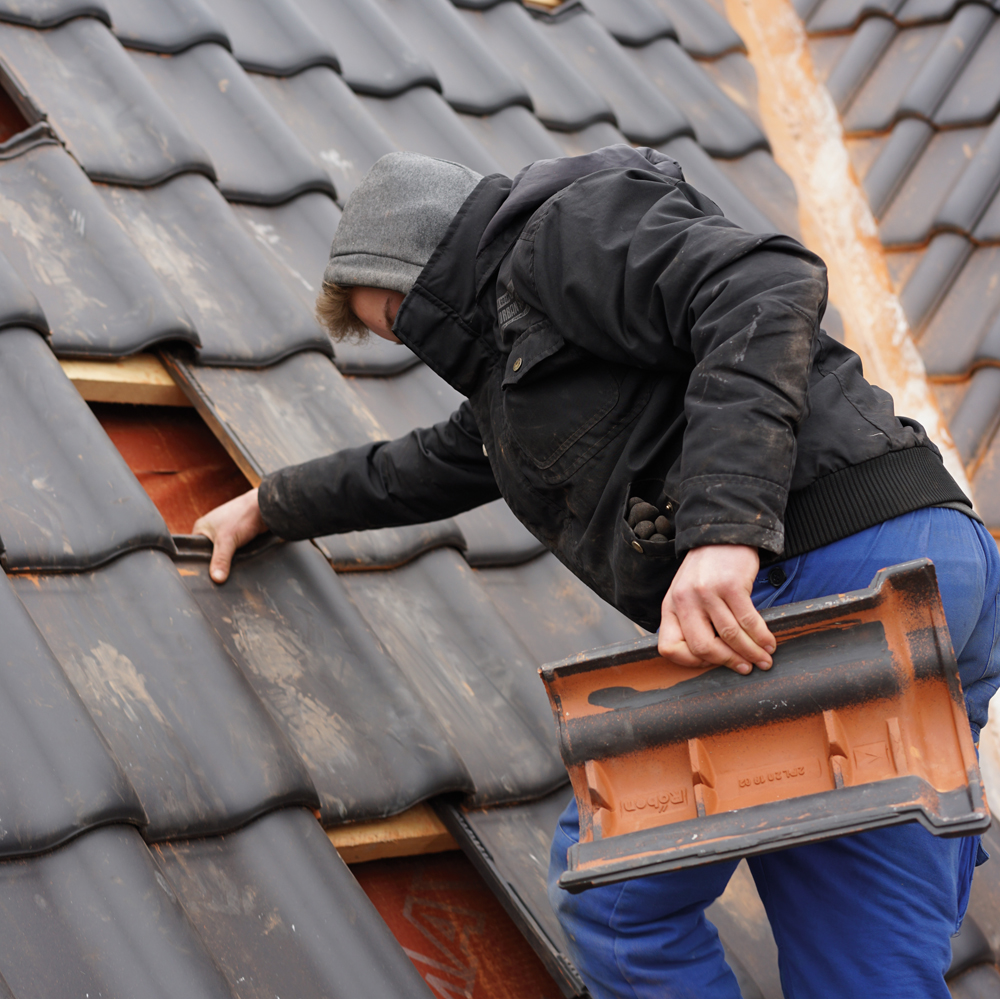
[
  {"left": 0, "top": 329, "right": 175, "bottom": 570},
  {"left": 13, "top": 547, "right": 319, "bottom": 840}
]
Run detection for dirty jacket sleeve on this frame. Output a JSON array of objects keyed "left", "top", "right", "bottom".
[
  {"left": 515, "top": 172, "right": 829, "bottom": 555},
  {"left": 257, "top": 401, "right": 501, "bottom": 540}
]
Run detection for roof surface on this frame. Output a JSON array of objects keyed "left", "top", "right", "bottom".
[{"left": 0, "top": 0, "right": 997, "bottom": 996}]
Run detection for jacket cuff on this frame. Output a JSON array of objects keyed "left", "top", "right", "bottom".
[
  {"left": 257, "top": 468, "right": 305, "bottom": 541},
  {"left": 674, "top": 473, "right": 787, "bottom": 556}
]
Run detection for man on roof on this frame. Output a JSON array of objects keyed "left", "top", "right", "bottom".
[{"left": 195, "top": 148, "right": 1000, "bottom": 999}]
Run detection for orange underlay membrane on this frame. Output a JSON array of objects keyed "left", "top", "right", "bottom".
[
  {"left": 542, "top": 559, "right": 989, "bottom": 892},
  {"left": 92, "top": 403, "right": 250, "bottom": 534}
]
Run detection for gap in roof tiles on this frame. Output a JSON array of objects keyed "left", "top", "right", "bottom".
[
  {"left": 726, "top": 0, "right": 969, "bottom": 494},
  {"left": 0, "top": 81, "right": 27, "bottom": 141},
  {"left": 91, "top": 402, "right": 250, "bottom": 535}
]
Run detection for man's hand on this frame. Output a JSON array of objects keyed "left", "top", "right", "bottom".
[
  {"left": 658, "top": 544, "right": 776, "bottom": 675},
  {"left": 193, "top": 488, "right": 268, "bottom": 584}
]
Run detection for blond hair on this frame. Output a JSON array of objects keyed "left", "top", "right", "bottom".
[{"left": 315, "top": 281, "right": 370, "bottom": 342}]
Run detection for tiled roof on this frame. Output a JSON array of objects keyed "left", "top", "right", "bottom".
[
  {"left": 3, "top": 0, "right": 992, "bottom": 995},
  {"left": 804, "top": 0, "right": 1000, "bottom": 536}
]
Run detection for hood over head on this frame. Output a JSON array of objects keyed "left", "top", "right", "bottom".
[{"left": 324, "top": 151, "right": 484, "bottom": 295}]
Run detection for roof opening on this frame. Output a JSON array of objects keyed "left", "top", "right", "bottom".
[
  {"left": 0, "top": 83, "right": 29, "bottom": 143},
  {"left": 90, "top": 402, "right": 251, "bottom": 534}
]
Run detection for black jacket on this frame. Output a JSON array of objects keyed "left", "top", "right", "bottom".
[{"left": 260, "top": 147, "right": 967, "bottom": 631}]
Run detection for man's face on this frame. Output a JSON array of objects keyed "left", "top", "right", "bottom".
[{"left": 348, "top": 287, "right": 405, "bottom": 343}]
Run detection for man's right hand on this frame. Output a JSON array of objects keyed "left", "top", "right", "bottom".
[{"left": 193, "top": 487, "right": 268, "bottom": 584}]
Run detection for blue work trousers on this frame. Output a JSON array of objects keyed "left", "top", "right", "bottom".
[{"left": 549, "top": 508, "right": 1000, "bottom": 999}]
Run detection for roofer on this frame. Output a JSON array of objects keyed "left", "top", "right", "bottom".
[{"left": 195, "top": 148, "right": 1000, "bottom": 998}]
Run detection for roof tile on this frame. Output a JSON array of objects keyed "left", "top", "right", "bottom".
[
  {"left": 358, "top": 87, "right": 502, "bottom": 175},
  {"left": 0, "top": 17, "right": 215, "bottom": 185},
  {"left": 862, "top": 116, "right": 934, "bottom": 216},
  {"left": 548, "top": 120, "right": 630, "bottom": 157},
  {"left": 458, "top": 105, "right": 566, "bottom": 176},
  {"left": 973, "top": 183, "right": 1000, "bottom": 243},
  {"left": 0, "top": 329, "right": 175, "bottom": 570},
  {"left": 713, "top": 148, "right": 803, "bottom": 239},
  {"left": 0, "top": 571, "right": 145, "bottom": 855},
  {"left": 537, "top": 5, "right": 693, "bottom": 145},
  {"left": 878, "top": 125, "right": 983, "bottom": 245},
  {"left": 179, "top": 541, "right": 469, "bottom": 822},
  {"left": 895, "top": 0, "right": 966, "bottom": 24},
  {"left": 899, "top": 231, "right": 972, "bottom": 327},
  {"left": 341, "top": 547, "right": 567, "bottom": 804},
  {"left": 0, "top": 244, "right": 46, "bottom": 335},
  {"left": 166, "top": 352, "right": 468, "bottom": 568},
  {"left": 824, "top": 15, "right": 897, "bottom": 112},
  {"left": 104, "top": 0, "right": 229, "bottom": 54},
  {"left": 583, "top": 0, "right": 677, "bottom": 47},
  {"left": 98, "top": 173, "right": 332, "bottom": 366},
  {"left": 807, "top": 0, "right": 901, "bottom": 34},
  {"left": 0, "top": 825, "right": 234, "bottom": 998},
  {"left": 648, "top": 0, "right": 745, "bottom": 57},
  {"left": 131, "top": 42, "right": 334, "bottom": 204},
  {"left": 199, "top": 0, "right": 339, "bottom": 75},
  {"left": 0, "top": 0, "right": 109, "bottom": 28},
  {"left": 698, "top": 52, "right": 765, "bottom": 134},
  {"left": 934, "top": 16, "right": 1000, "bottom": 126},
  {"left": 250, "top": 67, "right": 396, "bottom": 202},
  {"left": 842, "top": 22, "right": 944, "bottom": 133},
  {"left": 917, "top": 243, "right": 1000, "bottom": 375},
  {"left": 896, "top": 3, "right": 994, "bottom": 120},
  {"left": 628, "top": 37, "right": 768, "bottom": 158},
  {"left": 934, "top": 116, "right": 1000, "bottom": 235},
  {"left": 153, "top": 808, "right": 438, "bottom": 999},
  {"left": 294, "top": 0, "right": 439, "bottom": 98},
  {"left": 456, "top": 500, "right": 547, "bottom": 565},
  {"left": 14, "top": 547, "right": 319, "bottom": 839},
  {"left": 971, "top": 427, "right": 1000, "bottom": 526},
  {"left": 947, "top": 365, "right": 1000, "bottom": 465},
  {"left": 370, "top": 0, "right": 531, "bottom": 115},
  {"left": 458, "top": 1, "right": 615, "bottom": 132}
]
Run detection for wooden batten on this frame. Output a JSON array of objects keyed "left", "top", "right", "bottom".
[
  {"left": 60, "top": 354, "right": 191, "bottom": 407},
  {"left": 326, "top": 803, "right": 458, "bottom": 864}
]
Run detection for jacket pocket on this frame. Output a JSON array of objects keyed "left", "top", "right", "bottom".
[{"left": 501, "top": 324, "right": 624, "bottom": 478}]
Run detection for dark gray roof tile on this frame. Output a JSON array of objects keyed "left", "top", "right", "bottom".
[
  {"left": 548, "top": 120, "right": 629, "bottom": 156},
  {"left": 896, "top": 3, "right": 994, "bottom": 119},
  {"left": 537, "top": 6, "right": 692, "bottom": 145},
  {"left": 973, "top": 428, "right": 1000, "bottom": 527},
  {"left": 294, "top": 0, "right": 439, "bottom": 97},
  {"left": 628, "top": 38, "right": 768, "bottom": 158},
  {"left": 935, "top": 16, "right": 1000, "bottom": 126},
  {"left": 713, "top": 149, "right": 803, "bottom": 240},
  {"left": 973, "top": 182, "right": 1000, "bottom": 243},
  {"left": 200, "top": 0, "right": 339, "bottom": 75},
  {"left": 807, "top": 0, "right": 901, "bottom": 34},
  {"left": 458, "top": 105, "right": 565, "bottom": 176},
  {"left": 0, "top": 0, "right": 109, "bottom": 28},
  {"left": 895, "top": 0, "right": 966, "bottom": 24},
  {"left": 250, "top": 67, "right": 397, "bottom": 202},
  {"left": 0, "top": 17, "right": 215, "bottom": 186},
  {"left": 166, "top": 353, "right": 467, "bottom": 568},
  {"left": 0, "top": 825, "right": 234, "bottom": 999},
  {"left": 948, "top": 963, "right": 1000, "bottom": 997},
  {"left": 341, "top": 547, "right": 566, "bottom": 804},
  {"left": 13, "top": 547, "right": 319, "bottom": 839},
  {"left": 935, "top": 118, "right": 1000, "bottom": 235},
  {"left": 948, "top": 365, "right": 1000, "bottom": 465},
  {"left": 917, "top": 244, "right": 1000, "bottom": 375},
  {"left": 371, "top": 0, "right": 530, "bottom": 115},
  {"left": 648, "top": 0, "right": 745, "bottom": 56},
  {"left": 178, "top": 541, "right": 469, "bottom": 822},
  {"left": 132, "top": 43, "right": 334, "bottom": 204},
  {"left": 456, "top": 500, "right": 546, "bottom": 566},
  {"left": 824, "top": 16, "right": 897, "bottom": 112},
  {"left": 438, "top": 786, "right": 585, "bottom": 997},
  {"left": 153, "top": 808, "right": 438, "bottom": 999},
  {"left": 331, "top": 337, "right": 421, "bottom": 375},
  {"left": 879, "top": 125, "right": 984, "bottom": 245},
  {"left": 862, "top": 116, "right": 934, "bottom": 217},
  {"left": 698, "top": 52, "right": 765, "bottom": 134},
  {"left": 583, "top": 0, "right": 676, "bottom": 46},
  {"left": 0, "top": 245, "right": 46, "bottom": 335},
  {"left": 808, "top": 31, "right": 856, "bottom": 86},
  {"left": 0, "top": 329, "right": 174, "bottom": 570},
  {"left": 899, "top": 231, "right": 972, "bottom": 328},
  {"left": 0, "top": 571, "right": 145, "bottom": 856},
  {"left": 795, "top": 0, "right": 825, "bottom": 18},
  {"left": 104, "top": 0, "right": 229, "bottom": 54},
  {"left": 662, "top": 135, "right": 778, "bottom": 233},
  {"left": 358, "top": 87, "right": 502, "bottom": 175},
  {"left": 458, "top": 1, "right": 616, "bottom": 132},
  {"left": 843, "top": 22, "right": 944, "bottom": 133},
  {"left": 99, "top": 174, "right": 331, "bottom": 366}
]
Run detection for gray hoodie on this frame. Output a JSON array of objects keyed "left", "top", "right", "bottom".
[{"left": 323, "top": 151, "right": 483, "bottom": 295}]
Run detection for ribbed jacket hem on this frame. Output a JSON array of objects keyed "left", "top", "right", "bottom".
[{"left": 783, "top": 446, "right": 970, "bottom": 559}]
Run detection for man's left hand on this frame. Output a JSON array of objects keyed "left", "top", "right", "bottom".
[{"left": 658, "top": 544, "right": 776, "bottom": 675}]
